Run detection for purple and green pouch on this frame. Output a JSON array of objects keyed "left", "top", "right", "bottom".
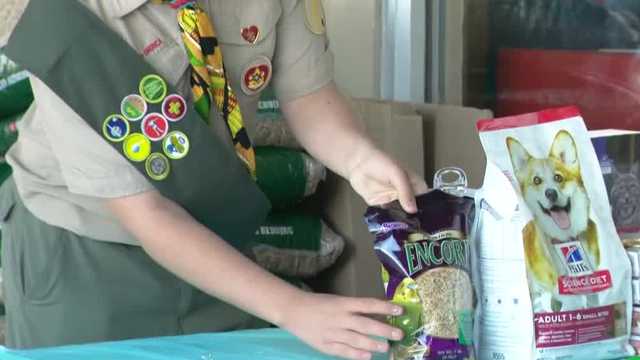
[{"left": 365, "top": 189, "right": 476, "bottom": 360}]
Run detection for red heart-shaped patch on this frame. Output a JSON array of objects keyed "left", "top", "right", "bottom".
[{"left": 241, "top": 25, "right": 260, "bottom": 44}]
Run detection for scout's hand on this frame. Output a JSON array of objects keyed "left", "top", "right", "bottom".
[
  {"left": 348, "top": 147, "right": 428, "bottom": 213},
  {"left": 280, "top": 292, "right": 404, "bottom": 360}
]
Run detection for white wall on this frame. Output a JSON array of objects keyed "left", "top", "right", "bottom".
[
  {"left": 323, "top": 0, "right": 381, "bottom": 99},
  {"left": 380, "top": 0, "right": 426, "bottom": 102}
]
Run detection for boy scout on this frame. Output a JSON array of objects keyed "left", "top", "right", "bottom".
[{"left": 0, "top": 1, "right": 427, "bottom": 359}]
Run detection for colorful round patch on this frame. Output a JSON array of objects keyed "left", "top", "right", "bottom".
[
  {"left": 241, "top": 56, "right": 272, "bottom": 96},
  {"left": 139, "top": 74, "right": 168, "bottom": 103},
  {"left": 163, "top": 131, "right": 190, "bottom": 160},
  {"left": 102, "top": 115, "right": 130, "bottom": 142},
  {"left": 121, "top": 94, "right": 147, "bottom": 121},
  {"left": 162, "top": 94, "right": 187, "bottom": 122},
  {"left": 123, "top": 133, "right": 152, "bottom": 162},
  {"left": 141, "top": 113, "right": 169, "bottom": 141},
  {"left": 145, "top": 153, "right": 171, "bottom": 181}
]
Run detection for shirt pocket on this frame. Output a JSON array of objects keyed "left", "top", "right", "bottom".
[
  {"left": 208, "top": 0, "right": 281, "bottom": 96},
  {"left": 119, "top": 7, "right": 189, "bottom": 87},
  {"left": 144, "top": 40, "right": 188, "bottom": 87}
]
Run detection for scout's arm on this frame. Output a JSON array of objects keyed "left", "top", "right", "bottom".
[
  {"left": 281, "top": 82, "right": 428, "bottom": 213},
  {"left": 107, "top": 191, "right": 403, "bottom": 360}
]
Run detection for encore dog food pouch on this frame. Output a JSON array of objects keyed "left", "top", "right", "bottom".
[
  {"left": 365, "top": 168, "right": 477, "bottom": 360},
  {"left": 476, "top": 106, "right": 633, "bottom": 359}
]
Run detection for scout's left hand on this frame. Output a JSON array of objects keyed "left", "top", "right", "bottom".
[{"left": 347, "top": 145, "right": 428, "bottom": 213}]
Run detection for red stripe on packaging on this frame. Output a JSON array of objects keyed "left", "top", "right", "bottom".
[
  {"left": 477, "top": 106, "right": 582, "bottom": 132},
  {"left": 558, "top": 270, "right": 612, "bottom": 295}
]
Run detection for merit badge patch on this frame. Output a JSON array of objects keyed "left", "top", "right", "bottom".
[
  {"left": 163, "top": 131, "right": 190, "bottom": 160},
  {"left": 121, "top": 94, "right": 147, "bottom": 121},
  {"left": 241, "top": 56, "right": 272, "bottom": 96},
  {"left": 123, "top": 133, "right": 152, "bottom": 162},
  {"left": 162, "top": 94, "right": 187, "bottom": 122},
  {"left": 139, "top": 74, "right": 168, "bottom": 104},
  {"left": 241, "top": 25, "right": 260, "bottom": 44},
  {"left": 304, "top": 0, "right": 326, "bottom": 35},
  {"left": 142, "top": 113, "right": 169, "bottom": 141},
  {"left": 145, "top": 153, "right": 171, "bottom": 181},
  {"left": 102, "top": 115, "right": 130, "bottom": 142}
]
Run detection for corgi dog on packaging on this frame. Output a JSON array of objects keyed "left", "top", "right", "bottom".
[
  {"left": 508, "top": 131, "right": 600, "bottom": 311},
  {"left": 476, "top": 107, "right": 632, "bottom": 360}
]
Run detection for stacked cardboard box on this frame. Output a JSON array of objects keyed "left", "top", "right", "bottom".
[{"left": 312, "top": 98, "right": 492, "bottom": 297}]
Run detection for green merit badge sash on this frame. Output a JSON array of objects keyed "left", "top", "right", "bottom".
[{"left": 5, "top": 0, "right": 270, "bottom": 249}]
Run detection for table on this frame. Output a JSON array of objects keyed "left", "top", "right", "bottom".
[{"left": 0, "top": 328, "right": 388, "bottom": 360}]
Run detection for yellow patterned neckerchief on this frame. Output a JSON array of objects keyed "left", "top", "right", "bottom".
[{"left": 153, "top": 0, "right": 256, "bottom": 176}]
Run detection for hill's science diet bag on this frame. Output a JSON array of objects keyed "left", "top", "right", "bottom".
[
  {"left": 476, "top": 107, "right": 633, "bottom": 359},
  {"left": 365, "top": 168, "right": 477, "bottom": 360}
]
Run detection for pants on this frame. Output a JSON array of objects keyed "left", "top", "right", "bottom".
[{"left": 0, "top": 178, "right": 268, "bottom": 349}]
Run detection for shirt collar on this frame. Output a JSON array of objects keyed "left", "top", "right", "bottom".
[{"left": 104, "top": 0, "right": 149, "bottom": 18}]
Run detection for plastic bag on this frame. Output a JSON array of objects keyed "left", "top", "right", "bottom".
[
  {"left": 476, "top": 107, "right": 633, "bottom": 359},
  {"left": 365, "top": 168, "right": 477, "bottom": 360},
  {"left": 252, "top": 213, "right": 344, "bottom": 278},
  {"left": 255, "top": 147, "right": 325, "bottom": 210},
  {"left": 253, "top": 120, "right": 300, "bottom": 149},
  {"left": 590, "top": 130, "right": 640, "bottom": 239},
  {"left": 253, "top": 85, "right": 300, "bottom": 148},
  {"left": 256, "top": 85, "right": 282, "bottom": 122}
]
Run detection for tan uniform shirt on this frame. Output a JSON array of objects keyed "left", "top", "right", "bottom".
[{"left": 0, "top": 0, "right": 333, "bottom": 245}]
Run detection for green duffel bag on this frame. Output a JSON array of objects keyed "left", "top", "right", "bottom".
[
  {"left": 255, "top": 147, "right": 325, "bottom": 210},
  {"left": 0, "top": 114, "right": 20, "bottom": 156},
  {"left": 256, "top": 85, "right": 282, "bottom": 122},
  {"left": 252, "top": 212, "right": 344, "bottom": 278},
  {"left": 0, "top": 51, "right": 33, "bottom": 118}
]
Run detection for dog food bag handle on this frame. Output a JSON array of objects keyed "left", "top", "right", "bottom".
[{"left": 434, "top": 167, "right": 468, "bottom": 197}]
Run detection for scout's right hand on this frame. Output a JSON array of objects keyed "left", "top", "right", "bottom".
[
  {"left": 347, "top": 146, "right": 428, "bottom": 214},
  {"left": 279, "top": 292, "right": 404, "bottom": 360}
]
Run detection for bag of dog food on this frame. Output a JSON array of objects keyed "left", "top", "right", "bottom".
[
  {"left": 365, "top": 168, "right": 477, "bottom": 360},
  {"left": 476, "top": 106, "right": 633, "bottom": 359}
]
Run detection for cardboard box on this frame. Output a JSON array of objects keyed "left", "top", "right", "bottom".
[
  {"left": 312, "top": 99, "right": 492, "bottom": 297},
  {"left": 411, "top": 102, "right": 491, "bottom": 188}
]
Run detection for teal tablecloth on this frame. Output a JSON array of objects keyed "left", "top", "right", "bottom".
[{"left": 0, "top": 329, "right": 388, "bottom": 360}]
